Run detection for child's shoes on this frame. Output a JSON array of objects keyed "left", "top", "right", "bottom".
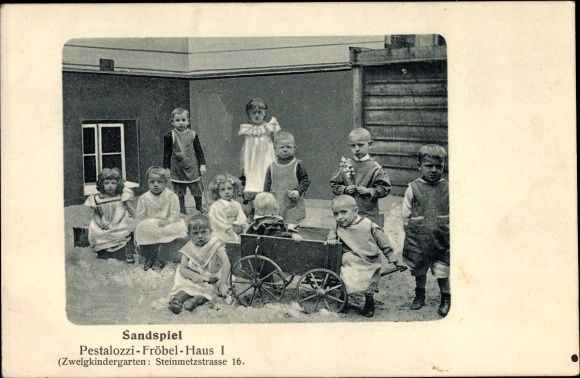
[
  {"left": 183, "top": 296, "right": 208, "bottom": 311},
  {"left": 410, "top": 288, "right": 426, "bottom": 310},
  {"left": 143, "top": 257, "right": 155, "bottom": 271},
  {"left": 361, "top": 294, "right": 375, "bottom": 317},
  {"left": 152, "top": 260, "right": 166, "bottom": 271},
  {"left": 168, "top": 298, "right": 183, "bottom": 314},
  {"left": 438, "top": 293, "right": 451, "bottom": 317}
]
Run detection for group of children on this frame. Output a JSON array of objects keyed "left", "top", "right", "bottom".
[{"left": 83, "top": 98, "right": 450, "bottom": 318}]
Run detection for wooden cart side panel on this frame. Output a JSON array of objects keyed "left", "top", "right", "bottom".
[{"left": 239, "top": 234, "right": 343, "bottom": 275}]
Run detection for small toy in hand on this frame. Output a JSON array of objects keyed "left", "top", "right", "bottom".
[{"left": 340, "top": 157, "right": 355, "bottom": 186}]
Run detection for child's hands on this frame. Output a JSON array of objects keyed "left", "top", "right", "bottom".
[
  {"left": 326, "top": 239, "right": 339, "bottom": 245},
  {"left": 99, "top": 222, "right": 110, "bottom": 230},
  {"left": 158, "top": 219, "right": 170, "bottom": 228},
  {"left": 200, "top": 165, "right": 207, "bottom": 176},
  {"left": 287, "top": 190, "right": 300, "bottom": 200},
  {"left": 344, "top": 185, "right": 357, "bottom": 194},
  {"left": 356, "top": 186, "right": 371, "bottom": 195},
  {"left": 291, "top": 234, "right": 303, "bottom": 243}
]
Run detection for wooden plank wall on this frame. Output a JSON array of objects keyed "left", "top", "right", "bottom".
[{"left": 362, "top": 59, "right": 448, "bottom": 195}]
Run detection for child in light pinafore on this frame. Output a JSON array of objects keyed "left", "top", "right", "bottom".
[
  {"left": 84, "top": 168, "right": 136, "bottom": 261},
  {"left": 134, "top": 167, "right": 188, "bottom": 271},
  {"left": 238, "top": 98, "right": 281, "bottom": 220},
  {"left": 207, "top": 174, "right": 247, "bottom": 243},
  {"left": 402, "top": 144, "right": 451, "bottom": 317},
  {"left": 168, "top": 214, "right": 231, "bottom": 315},
  {"left": 327, "top": 195, "right": 406, "bottom": 317},
  {"left": 263, "top": 131, "right": 310, "bottom": 226},
  {"left": 163, "top": 108, "right": 207, "bottom": 215}
]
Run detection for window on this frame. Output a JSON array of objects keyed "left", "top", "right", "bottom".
[{"left": 82, "top": 121, "right": 139, "bottom": 195}]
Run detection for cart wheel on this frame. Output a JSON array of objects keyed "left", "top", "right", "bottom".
[
  {"left": 229, "top": 255, "right": 286, "bottom": 307},
  {"left": 296, "top": 269, "right": 347, "bottom": 314}
]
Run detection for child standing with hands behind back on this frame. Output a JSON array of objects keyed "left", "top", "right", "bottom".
[
  {"left": 402, "top": 144, "right": 450, "bottom": 316},
  {"left": 263, "top": 131, "right": 310, "bottom": 226},
  {"left": 163, "top": 108, "right": 207, "bottom": 215},
  {"left": 330, "top": 128, "right": 391, "bottom": 225},
  {"left": 239, "top": 98, "right": 281, "bottom": 220}
]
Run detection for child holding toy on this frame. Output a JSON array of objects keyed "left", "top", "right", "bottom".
[{"left": 329, "top": 128, "right": 391, "bottom": 225}]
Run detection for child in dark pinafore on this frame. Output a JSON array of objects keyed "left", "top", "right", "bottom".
[
  {"left": 163, "top": 108, "right": 207, "bottom": 215},
  {"left": 329, "top": 128, "right": 391, "bottom": 225},
  {"left": 402, "top": 144, "right": 450, "bottom": 316}
]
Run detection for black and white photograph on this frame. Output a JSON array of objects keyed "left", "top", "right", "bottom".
[
  {"left": 62, "top": 34, "right": 449, "bottom": 325},
  {"left": 2, "top": 3, "right": 577, "bottom": 377}
]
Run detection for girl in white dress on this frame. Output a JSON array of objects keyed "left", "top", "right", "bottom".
[
  {"left": 134, "top": 167, "right": 188, "bottom": 271},
  {"left": 238, "top": 98, "right": 281, "bottom": 220},
  {"left": 207, "top": 174, "right": 247, "bottom": 243},
  {"left": 84, "top": 168, "right": 135, "bottom": 261}
]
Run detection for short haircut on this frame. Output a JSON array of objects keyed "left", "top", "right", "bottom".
[
  {"left": 96, "top": 167, "right": 124, "bottom": 195},
  {"left": 253, "top": 192, "right": 279, "bottom": 216},
  {"left": 145, "top": 166, "right": 170, "bottom": 183},
  {"left": 245, "top": 98, "right": 267, "bottom": 114},
  {"left": 331, "top": 194, "right": 357, "bottom": 209},
  {"left": 348, "top": 128, "right": 371, "bottom": 142},
  {"left": 418, "top": 144, "right": 448, "bottom": 164},
  {"left": 170, "top": 108, "right": 189, "bottom": 120},
  {"left": 208, "top": 174, "right": 241, "bottom": 201},
  {"left": 188, "top": 214, "right": 212, "bottom": 231},
  {"left": 274, "top": 131, "right": 295, "bottom": 145}
]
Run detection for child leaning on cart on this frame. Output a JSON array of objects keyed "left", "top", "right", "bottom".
[{"left": 327, "top": 195, "right": 406, "bottom": 317}]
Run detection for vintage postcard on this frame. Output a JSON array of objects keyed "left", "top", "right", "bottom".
[{"left": 1, "top": 3, "right": 577, "bottom": 377}]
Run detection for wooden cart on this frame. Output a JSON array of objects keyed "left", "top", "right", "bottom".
[{"left": 226, "top": 227, "right": 347, "bottom": 314}]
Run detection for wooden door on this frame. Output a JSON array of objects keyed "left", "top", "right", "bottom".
[{"left": 351, "top": 46, "right": 448, "bottom": 195}]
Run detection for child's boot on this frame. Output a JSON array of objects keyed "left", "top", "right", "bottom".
[
  {"left": 194, "top": 196, "right": 204, "bottom": 214},
  {"left": 168, "top": 298, "right": 183, "bottom": 314},
  {"left": 362, "top": 294, "right": 375, "bottom": 317},
  {"left": 410, "top": 288, "right": 426, "bottom": 310},
  {"left": 183, "top": 296, "right": 208, "bottom": 311},
  {"left": 178, "top": 196, "right": 187, "bottom": 215},
  {"left": 438, "top": 293, "right": 451, "bottom": 316}
]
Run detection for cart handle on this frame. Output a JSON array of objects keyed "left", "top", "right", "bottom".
[{"left": 380, "top": 266, "right": 407, "bottom": 277}]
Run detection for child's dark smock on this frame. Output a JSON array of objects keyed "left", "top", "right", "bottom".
[
  {"left": 244, "top": 215, "right": 297, "bottom": 238},
  {"left": 402, "top": 178, "right": 450, "bottom": 273},
  {"left": 329, "top": 156, "right": 391, "bottom": 225}
]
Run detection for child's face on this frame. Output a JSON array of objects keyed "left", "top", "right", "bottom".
[
  {"left": 147, "top": 173, "right": 166, "bottom": 195},
  {"left": 171, "top": 113, "right": 190, "bottom": 132},
  {"left": 103, "top": 179, "right": 118, "bottom": 195},
  {"left": 348, "top": 134, "right": 372, "bottom": 159},
  {"left": 248, "top": 108, "right": 266, "bottom": 125},
  {"left": 218, "top": 182, "right": 235, "bottom": 201},
  {"left": 190, "top": 228, "right": 211, "bottom": 246},
  {"left": 274, "top": 138, "right": 296, "bottom": 159},
  {"left": 419, "top": 157, "right": 445, "bottom": 184},
  {"left": 331, "top": 202, "right": 359, "bottom": 228}
]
